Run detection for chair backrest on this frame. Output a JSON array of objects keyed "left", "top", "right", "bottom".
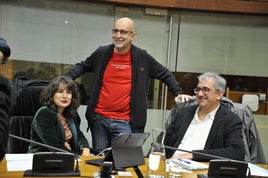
[
  {"left": 232, "top": 102, "right": 266, "bottom": 164},
  {"left": 7, "top": 77, "right": 49, "bottom": 153},
  {"left": 242, "top": 94, "right": 259, "bottom": 112}
]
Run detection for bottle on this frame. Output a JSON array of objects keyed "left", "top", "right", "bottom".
[{"left": 146, "top": 128, "right": 166, "bottom": 178}]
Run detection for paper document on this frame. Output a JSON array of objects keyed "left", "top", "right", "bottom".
[
  {"left": 169, "top": 158, "right": 209, "bottom": 171},
  {"left": 5, "top": 153, "right": 33, "bottom": 171},
  {"left": 248, "top": 163, "right": 268, "bottom": 177}
]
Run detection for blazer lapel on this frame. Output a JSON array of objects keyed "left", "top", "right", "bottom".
[
  {"left": 204, "top": 106, "right": 225, "bottom": 148},
  {"left": 66, "top": 118, "right": 78, "bottom": 151},
  {"left": 174, "top": 106, "right": 196, "bottom": 148}
]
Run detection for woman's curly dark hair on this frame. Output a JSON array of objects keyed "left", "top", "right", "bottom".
[{"left": 40, "top": 76, "right": 80, "bottom": 118}]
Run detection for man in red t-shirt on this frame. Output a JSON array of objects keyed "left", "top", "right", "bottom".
[{"left": 66, "top": 17, "right": 191, "bottom": 152}]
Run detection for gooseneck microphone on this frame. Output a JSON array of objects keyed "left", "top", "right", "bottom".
[
  {"left": 164, "top": 145, "right": 229, "bottom": 160},
  {"left": 9, "top": 134, "right": 70, "bottom": 153},
  {"left": 164, "top": 145, "right": 250, "bottom": 178},
  {"left": 8, "top": 134, "right": 80, "bottom": 176}
]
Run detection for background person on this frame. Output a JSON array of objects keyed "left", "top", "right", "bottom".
[
  {"left": 65, "top": 17, "right": 191, "bottom": 152},
  {"left": 164, "top": 72, "right": 245, "bottom": 161},
  {"left": 28, "top": 76, "right": 90, "bottom": 156},
  {"left": 0, "top": 38, "right": 11, "bottom": 160}
]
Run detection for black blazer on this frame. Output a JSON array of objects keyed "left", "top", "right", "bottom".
[
  {"left": 164, "top": 104, "right": 245, "bottom": 161},
  {"left": 0, "top": 76, "right": 11, "bottom": 160}
]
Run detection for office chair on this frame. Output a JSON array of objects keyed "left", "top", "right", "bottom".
[{"left": 7, "top": 77, "right": 49, "bottom": 153}]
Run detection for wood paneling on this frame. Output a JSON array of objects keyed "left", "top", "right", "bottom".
[
  {"left": 226, "top": 89, "right": 268, "bottom": 114},
  {"left": 0, "top": 60, "right": 13, "bottom": 80},
  {"left": 101, "top": 0, "right": 268, "bottom": 14}
]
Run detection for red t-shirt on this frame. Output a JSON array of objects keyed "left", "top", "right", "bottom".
[{"left": 95, "top": 51, "right": 132, "bottom": 120}]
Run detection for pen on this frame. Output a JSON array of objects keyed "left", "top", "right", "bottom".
[{"left": 178, "top": 159, "right": 191, "bottom": 164}]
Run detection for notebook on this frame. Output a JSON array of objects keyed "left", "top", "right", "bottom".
[{"left": 86, "top": 132, "right": 150, "bottom": 169}]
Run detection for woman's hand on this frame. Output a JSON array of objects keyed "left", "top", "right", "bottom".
[{"left": 81, "top": 148, "right": 90, "bottom": 156}]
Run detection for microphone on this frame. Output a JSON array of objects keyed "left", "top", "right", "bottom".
[
  {"left": 9, "top": 134, "right": 70, "bottom": 153},
  {"left": 8, "top": 134, "right": 80, "bottom": 176},
  {"left": 164, "top": 145, "right": 229, "bottom": 160},
  {"left": 96, "top": 147, "right": 112, "bottom": 156},
  {"left": 164, "top": 145, "right": 250, "bottom": 178}
]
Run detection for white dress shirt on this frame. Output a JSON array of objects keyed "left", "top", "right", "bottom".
[{"left": 173, "top": 104, "right": 220, "bottom": 157}]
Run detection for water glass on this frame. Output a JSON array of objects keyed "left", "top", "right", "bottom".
[{"left": 168, "top": 158, "right": 183, "bottom": 178}]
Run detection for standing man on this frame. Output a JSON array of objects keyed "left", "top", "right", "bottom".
[
  {"left": 66, "top": 17, "right": 191, "bottom": 152},
  {"left": 164, "top": 72, "right": 245, "bottom": 161},
  {"left": 0, "top": 38, "right": 11, "bottom": 160}
]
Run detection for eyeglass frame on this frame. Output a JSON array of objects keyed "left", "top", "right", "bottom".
[
  {"left": 112, "top": 29, "right": 134, "bottom": 35},
  {"left": 193, "top": 87, "right": 221, "bottom": 94}
]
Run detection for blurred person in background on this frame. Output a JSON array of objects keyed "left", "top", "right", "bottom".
[{"left": 0, "top": 38, "right": 11, "bottom": 160}]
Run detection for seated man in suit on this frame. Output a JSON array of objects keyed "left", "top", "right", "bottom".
[
  {"left": 0, "top": 38, "right": 11, "bottom": 160},
  {"left": 164, "top": 72, "right": 245, "bottom": 162}
]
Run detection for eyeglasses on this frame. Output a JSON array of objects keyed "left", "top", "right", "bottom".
[
  {"left": 194, "top": 87, "right": 212, "bottom": 94},
  {"left": 112, "top": 29, "right": 133, "bottom": 35}
]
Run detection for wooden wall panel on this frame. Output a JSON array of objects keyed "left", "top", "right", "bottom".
[{"left": 101, "top": 0, "right": 268, "bottom": 14}]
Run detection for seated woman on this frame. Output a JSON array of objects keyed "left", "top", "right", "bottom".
[{"left": 28, "top": 76, "right": 90, "bottom": 156}]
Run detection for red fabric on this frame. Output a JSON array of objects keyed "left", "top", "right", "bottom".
[{"left": 95, "top": 51, "right": 132, "bottom": 120}]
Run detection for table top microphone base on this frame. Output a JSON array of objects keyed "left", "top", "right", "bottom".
[{"left": 23, "top": 170, "right": 80, "bottom": 177}]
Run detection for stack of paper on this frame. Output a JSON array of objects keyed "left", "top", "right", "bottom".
[
  {"left": 248, "top": 163, "right": 268, "bottom": 177},
  {"left": 5, "top": 154, "right": 33, "bottom": 171},
  {"left": 169, "top": 158, "right": 209, "bottom": 171}
]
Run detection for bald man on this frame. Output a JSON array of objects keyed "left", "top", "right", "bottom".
[
  {"left": 0, "top": 38, "right": 11, "bottom": 160},
  {"left": 66, "top": 17, "right": 191, "bottom": 152}
]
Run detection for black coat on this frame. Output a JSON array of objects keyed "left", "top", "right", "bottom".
[{"left": 0, "top": 76, "right": 11, "bottom": 160}]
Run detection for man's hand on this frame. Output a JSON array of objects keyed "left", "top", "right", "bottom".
[
  {"left": 175, "top": 94, "right": 192, "bottom": 103},
  {"left": 174, "top": 153, "right": 193, "bottom": 160}
]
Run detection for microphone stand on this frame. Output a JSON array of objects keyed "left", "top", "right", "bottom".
[
  {"left": 164, "top": 145, "right": 250, "bottom": 178},
  {"left": 9, "top": 134, "right": 70, "bottom": 153},
  {"left": 164, "top": 145, "right": 229, "bottom": 160}
]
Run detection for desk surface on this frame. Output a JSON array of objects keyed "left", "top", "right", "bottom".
[{"left": 1, "top": 155, "right": 267, "bottom": 178}]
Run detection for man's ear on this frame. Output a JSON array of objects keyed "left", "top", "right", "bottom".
[{"left": 217, "top": 90, "right": 225, "bottom": 100}]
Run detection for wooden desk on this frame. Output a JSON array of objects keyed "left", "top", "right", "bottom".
[{"left": 1, "top": 155, "right": 267, "bottom": 178}]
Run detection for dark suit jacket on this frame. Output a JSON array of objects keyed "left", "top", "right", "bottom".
[
  {"left": 0, "top": 76, "right": 11, "bottom": 160},
  {"left": 164, "top": 104, "right": 245, "bottom": 161}
]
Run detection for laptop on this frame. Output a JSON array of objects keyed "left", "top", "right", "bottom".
[{"left": 86, "top": 132, "right": 150, "bottom": 169}]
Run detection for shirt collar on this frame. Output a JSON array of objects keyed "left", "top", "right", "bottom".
[{"left": 195, "top": 104, "right": 220, "bottom": 121}]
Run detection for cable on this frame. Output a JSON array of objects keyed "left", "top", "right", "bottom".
[{"left": 96, "top": 147, "right": 112, "bottom": 156}]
